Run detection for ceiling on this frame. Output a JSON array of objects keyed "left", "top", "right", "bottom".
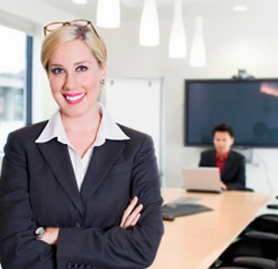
[{"left": 38, "top": 0, "right": 272, "bottom": 24}]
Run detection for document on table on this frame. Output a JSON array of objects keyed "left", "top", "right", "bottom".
[{"left": 162, "top": 196, "right": 213, "bottom": 220}]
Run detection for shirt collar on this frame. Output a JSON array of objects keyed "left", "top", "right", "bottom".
[
  {"left": 216, "top": 151, "right": 230, "bottom": 161},
  {"left": 35, "top": 110, "right": 68, "bottom": 144},
  {"left": 94, "top": 103, "right": 130, "bottom": 146},
  {"left": 35, "top": 102, "right": 130, "bottom": 145}
]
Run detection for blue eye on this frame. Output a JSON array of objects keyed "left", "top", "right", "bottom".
[
  {"left": 77, "top": 65, "right": 88, "bottom": 71},
  {"left": 51, "top": 68, "right": 64, "bottom": 74}
]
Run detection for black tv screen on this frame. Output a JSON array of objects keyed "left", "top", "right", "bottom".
[{"left": 185, "top": 79, "right": 278, "bottom": 147}]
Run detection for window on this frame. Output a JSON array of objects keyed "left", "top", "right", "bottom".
[{"left": 0, "top": 25, "right": 32, "bottom": 152}]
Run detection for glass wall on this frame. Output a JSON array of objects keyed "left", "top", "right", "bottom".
[{"left": 0, "top": 25, "right": 31, "bottom": 152}]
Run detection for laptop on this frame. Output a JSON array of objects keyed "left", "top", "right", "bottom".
[{"left": 182, "top": 167, "right": 222, "bottom": 193}]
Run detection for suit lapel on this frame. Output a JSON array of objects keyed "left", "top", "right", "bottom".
[
  {"left": 37, "top": 140, "right": 84, "bottom": 215},
  {"left": 80, "top": 140, "right": 126, "bottom": 203}
]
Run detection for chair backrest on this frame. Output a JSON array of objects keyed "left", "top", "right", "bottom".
[{"left": 274, "top": 257, "right": 278, "bottom": 269}]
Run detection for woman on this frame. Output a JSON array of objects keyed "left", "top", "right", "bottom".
[{"left": 0, "top": 20, "right": 164, "bottom": 269}]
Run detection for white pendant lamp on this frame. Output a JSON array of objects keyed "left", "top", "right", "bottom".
[
  {"left": 190, "top": 16, "right": 206, "bottom": 67},
  {"left": 139, "top": 0, "right": 160, "bottom": 46},
  {"left": 96, "top": 0, "right": 120, "bottom": 28},
  {"left": 169, "top": 0, "right": 186, "bottom": 58}
]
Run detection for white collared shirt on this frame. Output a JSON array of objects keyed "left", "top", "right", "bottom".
[{"left": 36, "top": 103, "right": 130, "bottom": 191}]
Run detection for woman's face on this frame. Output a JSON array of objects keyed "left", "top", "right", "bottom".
[{"left": 47, "top": 39, "right": 107, "bottom": 119}]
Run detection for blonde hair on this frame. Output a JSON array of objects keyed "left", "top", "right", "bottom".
[{"left": 41, "top": 24, "right": 107, "bottom": 71}]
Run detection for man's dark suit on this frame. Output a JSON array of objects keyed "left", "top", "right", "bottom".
[
  {"left": 0, "top": 121, "right": 164, "bottom": 269},
  {"left": 199, "top": 149, "right": 246, "bottom": 190}
]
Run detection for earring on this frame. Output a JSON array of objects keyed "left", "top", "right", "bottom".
[{"left": 101, "top": 79, "right": 105, "bottom": 85}]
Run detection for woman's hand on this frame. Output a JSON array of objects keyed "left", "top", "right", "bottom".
[
  {"left": 39, "top": 227, "right": 60, "bottom": 245},
  {"left": 120, "top": 196, "right": 143, "bottom": 229}
]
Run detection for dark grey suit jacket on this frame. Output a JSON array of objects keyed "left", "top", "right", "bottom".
[
  {"left": 199, "top": 149, "right": 246, "bottom": 190},
  {"left": 0, "top": 121, "right": 164, "bottom": 269}
]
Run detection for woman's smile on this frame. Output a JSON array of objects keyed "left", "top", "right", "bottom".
[{"left": 64, "top": 93, "right": 86, "bottom": 104}]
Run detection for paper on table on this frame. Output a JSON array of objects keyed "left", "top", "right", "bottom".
[{"left": 162, "top": 197, "right": 212, "bottom": 220}]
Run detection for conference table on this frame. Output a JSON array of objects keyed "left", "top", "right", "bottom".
[{"left": 148, "top": 188, "right": 272, "bottom": 269}]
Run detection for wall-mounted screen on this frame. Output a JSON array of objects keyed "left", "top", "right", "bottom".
[{"left": 185, "top": 79, "right": 278, "bottom": 147}]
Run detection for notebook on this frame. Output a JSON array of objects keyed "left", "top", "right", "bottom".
[{"left": 182, "top": 167, "right": 222, "bottom": 193}]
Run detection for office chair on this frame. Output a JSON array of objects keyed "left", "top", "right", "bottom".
[
  {"left": 217, "top": 256, "right": 278, "bottom": 269},
  {"left": 245, "top": 195, "right": 278, "bottom": 234},
  {"left": 217, "top": 231, "right": 278, "bottom": 268},
  {"left": 241, "top": 187, "right": 254, "bottom": 192},
  {"left": 247, "top": 213, "right": 278, "bottom": 234},
  {"left": 217, "top": 199, "right": 278, "bottom": 269}
]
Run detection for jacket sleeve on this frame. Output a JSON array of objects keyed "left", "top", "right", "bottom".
[
  {"left": 199, "top": 151, "right": 205, "bottom": 166},
  {"left": 56, "top": 135, "right": 164, "bottom": 269},
  {"left": 199, "top": 151, "right": 211, "bottom": 167},
  {"left": 226, "top": 155, "right": 246, "bottom": 190},
  {"left": 0, "top": 132, "right": 56, "bottom": 269}
]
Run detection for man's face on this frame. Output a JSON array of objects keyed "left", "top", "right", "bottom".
[{"left": 213, "top": 131, "right": 234, "bottom": 156}]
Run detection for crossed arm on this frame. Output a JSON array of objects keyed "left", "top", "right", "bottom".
[{"left": 40, "top": 196, "right": 144, "bottom": 245}]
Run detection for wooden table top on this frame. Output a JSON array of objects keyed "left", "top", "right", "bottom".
[{"left": 148, "top": 188, "right": 272, "bottom": 269}]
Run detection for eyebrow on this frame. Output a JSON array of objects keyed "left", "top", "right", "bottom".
[
  {"left": 49, "top": 61, "right": 91, "bottom": 67},
  {"left": 74, "top": 61, "right": 91, "bottom": 65}
]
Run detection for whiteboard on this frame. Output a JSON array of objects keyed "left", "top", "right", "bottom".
[{"left": 102, "top": 77, "right": 164, "bottom": 185}]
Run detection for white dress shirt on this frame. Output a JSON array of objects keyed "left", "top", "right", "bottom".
[{"left": 35, "top": 103, "right": 130, "bottom": 191}]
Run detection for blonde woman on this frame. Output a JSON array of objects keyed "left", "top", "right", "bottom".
[{"left": 0, "top": 20, "right": 163, "bottom": 269}]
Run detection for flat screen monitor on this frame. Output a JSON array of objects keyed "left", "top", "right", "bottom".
[{"left": 185, "top": 79, "right": 278, "bottom": 147}]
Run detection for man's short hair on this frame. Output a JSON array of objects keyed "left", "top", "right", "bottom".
[{"left": 212, "top": 123, "right": 234, "bottom": 138}]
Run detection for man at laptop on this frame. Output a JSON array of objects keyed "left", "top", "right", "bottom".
[{"left": 199, "top": 123, "right": 246, "bottom": 190}]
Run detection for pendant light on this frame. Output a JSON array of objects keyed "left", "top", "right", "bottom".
[
  {"left": 169, "top": 0, "right": 186, "bottom": 58},
  {"left": 190, "top": 16, "right": 206, "bottom": 67},
  {"left": 139, "top": 0, "right": 160, "bottom": 46},
  {"left": 96, "top": 0, "right": 120, "bottom": 28}
]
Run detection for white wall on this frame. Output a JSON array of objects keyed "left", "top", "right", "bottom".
[{"left": 1, "top": 1, "right": 278, "bottom": 194}]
